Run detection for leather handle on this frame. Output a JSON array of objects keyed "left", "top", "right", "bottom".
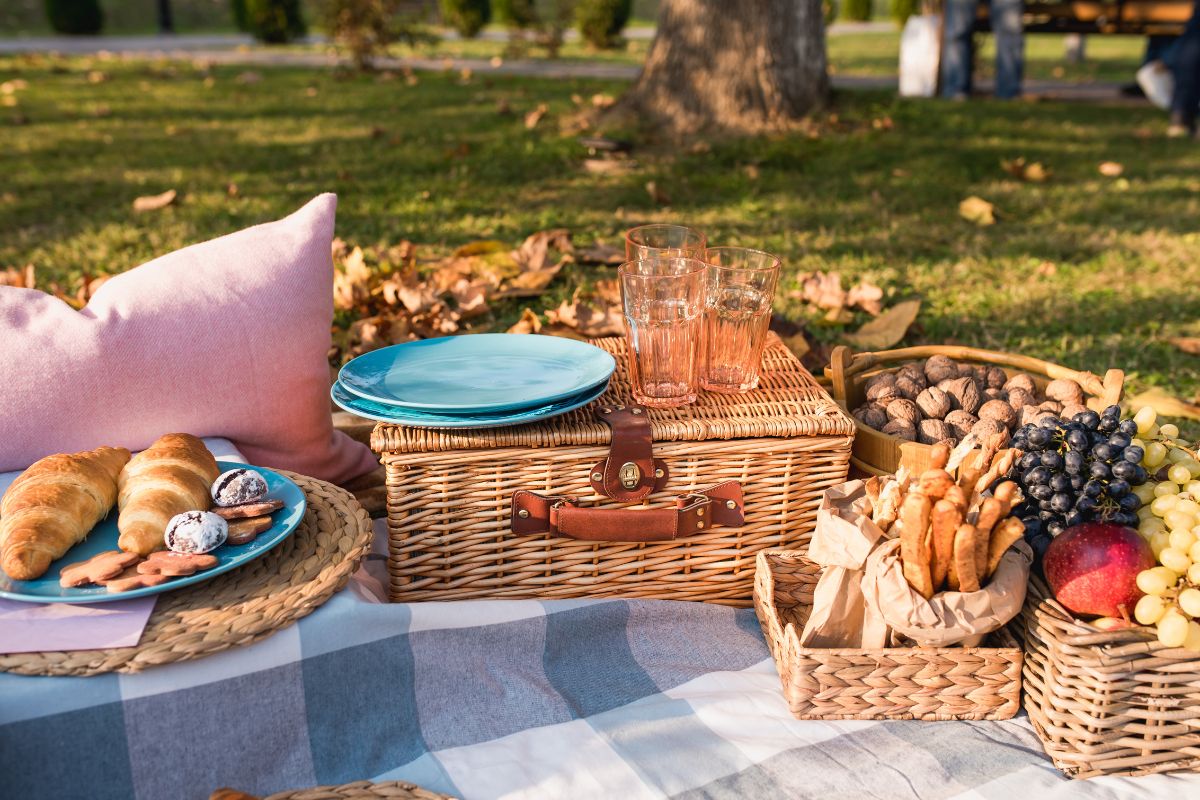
[
  {"left": 589, "top": 404, "right": 668, "bottom": 501},
  {"left": 511, "top": 482, "right": 744, "bottom": 542}
]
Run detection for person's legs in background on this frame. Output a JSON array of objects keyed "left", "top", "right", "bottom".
[
  {"left": 991, "top": 0, "right": 1025, "bottom": 98},
  {"left": 941, "top": 0, "right": 978, "bottom": 98},
  {"left": 1168, "top": 0, "right": 1200, "bottom": 134}
]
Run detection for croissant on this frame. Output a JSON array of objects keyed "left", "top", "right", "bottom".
[
  {"left": 118, "top": 433, "right": 220, "bottom": 556},
  {"left": 0, "top": 446, "right": 130, "bottom": 580}
]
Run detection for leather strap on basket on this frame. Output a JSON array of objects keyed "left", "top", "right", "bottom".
[
  {"left": 511, "top": 482, "right": 745, "bottom": 542},
  {"left": 588, "top": 404, "right": 669, "bottom": 501}
]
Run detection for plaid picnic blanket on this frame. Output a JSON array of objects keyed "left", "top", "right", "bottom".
[{"left": 2, "top": 573, "right": 1196, "bottom": 800}]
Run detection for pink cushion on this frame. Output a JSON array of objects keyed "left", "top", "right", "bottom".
[{"left": 0, "top": 194, "right": 377, "bottom": 483}]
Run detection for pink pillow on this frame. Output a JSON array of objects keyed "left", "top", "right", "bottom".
[{"left": 0, "top": 194, "right": 377, "bottom": 483}]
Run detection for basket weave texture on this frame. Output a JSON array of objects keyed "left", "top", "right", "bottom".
[
  {"left": 754, "top": 550, "right": 1023, "bottom": 720},
  {"left": 257, "top": 780, "right": 454, "bottom": 799},
  {"left": 0, "top": 472, "right": 372, "bottom": 677},
  {"left": 373, "top": 334, "right": 854, "bottom": 606},
  {"left": 1020, "top": 574, "right": 1200, "bottom": 778}
]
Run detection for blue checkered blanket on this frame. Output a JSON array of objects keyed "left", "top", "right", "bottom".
[{"left": 3, "top": 574, "right": 1197, "bottom": 800}]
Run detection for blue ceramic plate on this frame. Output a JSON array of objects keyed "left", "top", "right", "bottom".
[
  {"left": 0, "top": 461, "right": 307, "bottom": 604},
  {"left": 338, "top": 334, "right": 616, "bottom": 413},
  {"left": 332, "top": 378, "right": 609, "bottom": 429}
]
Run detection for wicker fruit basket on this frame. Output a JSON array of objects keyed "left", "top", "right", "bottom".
[
  {"left": 824, "top": 345, "right": 1125, "bottom": 477},
  {"left": 373, "top": 334, "right": 854, "bottom": 606},
  {"left": 1019, "top": 574, "right": 1200, "bottom": 778},
  {"left": 754, "top": 550, "right": 1023, "bottom": 720}
]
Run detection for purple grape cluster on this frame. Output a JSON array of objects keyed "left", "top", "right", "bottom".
[{"left": 1007, "top": 404, "right": 1149, "bottom": 560}]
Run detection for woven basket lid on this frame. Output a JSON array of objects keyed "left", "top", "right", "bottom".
[{"left": 372, "top": 334, "right": 853, "bottom": 455}]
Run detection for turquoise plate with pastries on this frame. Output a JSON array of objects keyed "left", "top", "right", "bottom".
[{"left": 0, "top": 461, "right": 306, "bottom": 604}]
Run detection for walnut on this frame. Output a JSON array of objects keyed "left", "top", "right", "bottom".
[
  {"left": 939, "top": 376, "right": 982, "bottom": 415},
  {"left": 1020, "top": 405, "right": 1054, "bottom": 428},
  {"left": 1038, "top": 400, "right": 1062, "bottom": 414},
  {"left": 985, "top": 367, "right": 1008, "bottom": 389},
  {"left": 864, "top": 373, "right": 899, "bottom": 404},
  {"left": 983, "top": 387, "right": 1007, "bottom": 402},
  {"left": 894, "top": 374, "right": 924, "bottom": 400},
  {"left": 882, "top": 419, "right": 916, "bottom": 441},
  {"left": 918, "top": 418, "right": 955, "bottom": 446},
  {"left": 886, "top": 398, "right": 921, "bottom": 425},
  {"left": 944, "top": 410, "right": 978, "bottom": 439},
  {"left": 959, "top": 363, "right": 977, "bottom": 378},
  {"left": 1007, "top": 387, "right": 1036, "bottom": 410},
  {"left": 1045, "top": 379, "right": 1084, "bottom": 407},
  {"left": 978, "top": 398, "right": 1017, "bottom": 430},
  {"left": 1003, "top": 373, "right": 1037, "bottom": 395},
  {"left": 915, "top": 386, "right": 951, "bottom": 420},
  {"left": 924, "top": 355, "right": 959, "bottom": 385},
  {"left": 971, "top": 418, "right": 1008, "bottom": 440},
  {"left": 896, "top": 363, "right": 927, "bottom": 390},
  {"left": 852, "top": 403, "right": 889, "bottom": 430},
  {"left": 1062, "top": 403, "right": 1090, "bottom": 421}
]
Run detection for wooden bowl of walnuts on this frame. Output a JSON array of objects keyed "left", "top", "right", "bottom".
[{"left": 824, "top": 345, "right": 1125, "bottom": 476}]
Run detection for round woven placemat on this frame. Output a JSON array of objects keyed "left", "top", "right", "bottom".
[
  {"left": 252, "top": 780, "right": 454, "bottom": 800},
  {"left": 1, "top": 472, "right": 372, "bottom": 677}
]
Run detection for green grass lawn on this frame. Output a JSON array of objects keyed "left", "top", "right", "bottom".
[{"left": 3, "top": 54, "right": 1199, "bottom": 414}]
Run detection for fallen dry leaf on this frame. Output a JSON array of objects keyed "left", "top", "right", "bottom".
[
  {"left": 592, "top": 93, "right": 616, "bottom": 109},
  {"left": 508, "top": 308, "right": 542, "bottom": 334},
  {"left": 1168, "top": 337, "right": 1200, "bottom": 355},
  {"left": 1001, "top": 157, "right": 1051, "bottom": 182},
  {"left": 1099, "top": 161, "right": 1124, "bottom": 177},
  {"left": 132, "top": 189, "right": 177, "bottom": 212},
  {"left": 502, "top": 229, "right": 573, "bottom": 295},
  {"left": 582, "top": 158, "right": 634, "bottom": 174},
  {"left": 333, "top": 245, "right": 373, "bottom": 312},
  {"left": 959, "top": 196, "right": 996, "bottom": 226},
  {"left": 577, "top": 242, "right": 624, "bottom": 265},
  {"left": 780, "top": 332, "right": 810, "bottom": 360},
  {"left": 450, "top": 279, "right": 489, "bottom": 318},
  {"left": 380, "top": 269, "right": 439, "bottom": 315},
  {"left": 1036, "top": 261, "right": 1057, "bottom": 277},
  {"left": 236, "top": 71, "right": 262, "bottom": 85},
  {"left": 546, "top": 283, "right": 623, "bottom": 338},
  {"left": 645, "top": 181, "right": 671, "bottom": 206},
  {"left": 796, "top": 271, "right": 846, "bottom": 310},
  {"left": 0, "top": 264, "right": 35, "bottom": 288},
  {"left": 843, "top": 298, "right": 921, "bottom": 350},
  {"left": 524, "top": 103, "right": 548, "bottom": 129},
  {"left": 1126, "top": 388, "right": 1200, "bottom": 421},
  {"left": 846, "top": 278, "right": 883, "bottom": 316}
]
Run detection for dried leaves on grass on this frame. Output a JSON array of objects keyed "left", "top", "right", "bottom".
[
  {"left": 959, "top": 196, "right": 996, "bottom": 226},
  {"left": 1126, "top": 388, "right": 1200, "bottom": 421},
  {"left": 842, "top": 299, "right": 923, "bottom": 350},
  {"left": 330, "top": 229, "right": 592, "bottom": 362}
]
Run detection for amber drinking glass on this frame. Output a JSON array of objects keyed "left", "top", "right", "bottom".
[
  {"left": 698, "top": 247, "right": 781, "bottom": 393},
  {"left": 619, "top": 257, "right": 706, "bottom": 408},
  {"left": 624, "top": 224, "right": 707, "bottom": 261}
]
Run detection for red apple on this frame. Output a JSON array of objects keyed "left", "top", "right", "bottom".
[{"left": 1044, "top": 522, "right": 1155, "bottom": 618}]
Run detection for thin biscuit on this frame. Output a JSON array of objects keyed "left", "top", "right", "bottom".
[
  {"left": 930, "top": 498, "right": 963, "bottom": 591},
  {"left": 59, "top": 550, "right": 141, "bottom": 587},
  {"left": 986, "top": 517, "right": 1027, "bottom": 578},
  {"left": 900, "top": 492, "right": 934, "bottom": 599},
  {"left": 104, "top": 567, "right": 170, "bottom": 593},
  {"left": 226, "top": 515, "right": 273, "bottom": 545},
  {"left": 137, "top": 551, "right": 219, "bottom": 577},
  {"left": 210, "top": 499, "right": 283, "bottom": 520},
  {"left": 954, "top": 523, "right": 981, "bottom": 592}
]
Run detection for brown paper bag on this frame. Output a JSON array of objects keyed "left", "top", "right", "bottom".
[
  {"left": 800, "top": 479, "right": 1032, "bottom": 649},
  {"left": 861, "top": 537, "right": 1032, "bottom": 647},
  {"left": 799, "top": 480, "right": 891, "bottom": 648}
]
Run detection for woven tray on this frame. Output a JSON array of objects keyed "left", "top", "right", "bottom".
[
  {"left": 754, "top": 549, "right": 1023, "bottom": 720},
  {"left": 0, "top": 472, "right": 372, "bottom": 677},
  {"left": 372, "top": 334, "right": 854, "bottom": 605},
  {"left": 1020, "top": 574, "right": 1200, "bottom": 778},
  {"left": 212, "top": 780, "right": 455, "bottom": 800}
]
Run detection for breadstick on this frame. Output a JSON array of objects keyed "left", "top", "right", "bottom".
[
  {"left": 944, "top": 484, "right": 967, "bottom": 516},
  {"left": 986, "top": 517, "right": 1027, "bottom": 578},
  {"left": 917, "top": 468, "right": 955, "bottom": 500},
  {"left": 946, "top": 433, "right": 979, "bottom": 476},
  {"left": 864, "top": 475, "right": 882, "bottom": 516},
  {"left": 973, "top": 497, "right": 1005, "bottom": 576},
  {"left": 930, "top": 498, "right": 963, "bottom": 591},
  {"left": 929, "top": 443, "right": 951, "bottom": 471},
  {"left": 973, "top": 448, "right": 1017, "bottom": 496},
  {"left": 954, "top": 523, "right": 981, "bottom": 592},
  {"left": 873, "top": 478, "right": 902, "bottom": 531},
  {"left": 900, "top": 492, "right": 934, "bottom": 599}
]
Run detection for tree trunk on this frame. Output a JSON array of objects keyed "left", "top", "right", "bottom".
[{"left": 613, "top": 0, "right": 829, "bottom": 136}]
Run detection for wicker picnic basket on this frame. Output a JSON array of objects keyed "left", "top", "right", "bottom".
[
  {"left": 371, "top": 333, "right": 854, "bottom": 606},
  {"left": 824, "top": 345, "right": 1125, "bottom": 477},
  {"left": 754, "top": 549, "right": 1023, "bottom": 720},
  {"left": 1019, "top": 574, "right": 1200, "bottom": 778}
]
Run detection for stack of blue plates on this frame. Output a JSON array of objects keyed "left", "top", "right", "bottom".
[{"left": 332, "top": 334, "right": 616, "bottom": 429}]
